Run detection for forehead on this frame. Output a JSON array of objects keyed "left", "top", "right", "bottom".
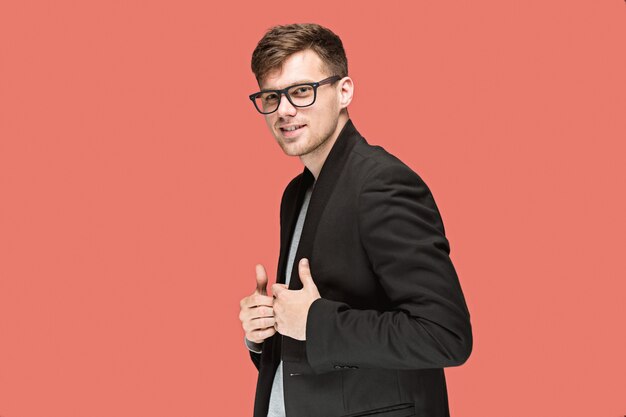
[{"left": 260, "top": 49, "right": 328, "bottom": 90}]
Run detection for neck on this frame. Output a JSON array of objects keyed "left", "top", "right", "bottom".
[{"left": 299, "top": 114, "right": 349, "bottom": 180}]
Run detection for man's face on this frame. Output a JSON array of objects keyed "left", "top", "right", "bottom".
[{"left": 259, "top": 49, "right": 343, "bottom": 158}]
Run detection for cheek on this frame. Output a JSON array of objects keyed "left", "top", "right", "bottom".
[
  {"left": 317, "top": 112, "right": 337, "bottom": 136},
  {"left": 264, "top": 115, "right": 276, "bottom": 131}
]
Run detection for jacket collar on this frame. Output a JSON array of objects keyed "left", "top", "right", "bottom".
[{"left": 277, "top": 118, "right": 363, "bottom": 289}]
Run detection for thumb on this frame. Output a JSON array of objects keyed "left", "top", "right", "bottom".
[
  {"left": 298, "top": 258, "right": 316, "bottom": 288},
  {"left": 255, "top": 264, "right": 268, "bottom": 295}
]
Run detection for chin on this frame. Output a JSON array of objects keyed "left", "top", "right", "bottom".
[
  {"left": 278, "top": 137, "right": 308, "bottom": 156},
  {"left": 281, "top": 145, "right": 307, "bottom": 157}
]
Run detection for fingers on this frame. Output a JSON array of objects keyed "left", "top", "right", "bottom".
[
  {"left": 247, "top": 326, "right": 276, "bottom": 344},
  {"left": 298, "top": 258, "right": 315, "bottom": 287},
  {"left": 243, "top": 311, "right": 277, "bottom": 343},
  {"left": 239, "top": 304, "right": 274, "bottom": 323},
  {"left": 241, "top": 264, "right": 276, "bottom": 344},
  {"left": 243, "top": 315, "right": 276, "bottom": 333},
  {"left": 255, "top": 264, "right": 268, "bottom": 295},
  {"left": 240, "top": 293, "right": 274, "bottom": 309}
]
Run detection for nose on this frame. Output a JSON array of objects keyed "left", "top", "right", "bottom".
[{"left": 276, "top": 92, "right": 297, "bottom": 118}]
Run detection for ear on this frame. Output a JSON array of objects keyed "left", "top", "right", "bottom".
[{"left": 337, "top": 76, "right": 354, "bottom": 109}]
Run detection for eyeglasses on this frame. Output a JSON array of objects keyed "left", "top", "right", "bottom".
[{"left": 249, "top": 75, "right": 341, "bottom": 115}]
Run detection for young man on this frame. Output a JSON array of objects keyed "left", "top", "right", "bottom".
[{"left": 238, "top": 23, "right": 472, "bottom": 417}]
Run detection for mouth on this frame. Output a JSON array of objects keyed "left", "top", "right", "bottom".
[
  {"left": 279, "top": 124, "right": 306, "bottom": 133},
  {"left": 279, "top": 125, "right": 306, "bottom": 141}
]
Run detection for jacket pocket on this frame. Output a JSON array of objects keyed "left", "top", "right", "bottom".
[
  {"left": 341, "top": 402, "right": 415, "bottom": 417},
  {"left": 341, "top": 368, "right": 401, "bottom": 413}
]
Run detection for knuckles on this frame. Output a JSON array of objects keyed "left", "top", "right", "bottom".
[{"left": 252, "top": 293, "right": 274, "bottom": 305}]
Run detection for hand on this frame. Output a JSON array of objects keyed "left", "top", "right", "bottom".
[
  {"left": 239, "top": 264, "right": 277, "bottom": 344},
  {"left": 271, "top": 258, "right": 321, "bottom": 341}
]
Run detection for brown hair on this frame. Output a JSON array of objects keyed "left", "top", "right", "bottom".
[{"left": 251, "top": 23, "right": 348, "bottom": 85}]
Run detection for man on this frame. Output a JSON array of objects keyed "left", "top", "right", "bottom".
[{"left": 238, "top": 23, "right": 472, "bottom": 417}]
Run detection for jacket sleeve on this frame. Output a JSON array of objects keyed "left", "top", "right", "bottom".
[
  {"left": 305, "top": 162, "right": 472, "bottom": 373},
  {"left": 245, "top": 336, "right": 262, "bottom": 370},
  {"left": 245, "top": 336, "right": 264, "bottom": 354},
  {"left": 249, "top": 350, "right": 261, "bottom": 371}
]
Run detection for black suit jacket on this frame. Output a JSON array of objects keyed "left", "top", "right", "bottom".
[{"left": 249, "top": 120, "right": 472, "bottom": 417}]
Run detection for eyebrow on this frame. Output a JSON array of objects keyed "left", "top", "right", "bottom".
[{"left": 260, "top": 80, "right": 315, "bottom": 92}]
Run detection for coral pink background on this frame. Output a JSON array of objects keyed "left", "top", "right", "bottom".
[{"left": 1, "top": 1, "right": 624, "bottom": 416}]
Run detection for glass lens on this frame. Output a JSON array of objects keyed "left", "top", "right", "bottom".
[
  {"left": 255, "top": 92, "right": 280, "bottom": 114},
  {"left": 287, "top": 84, "right": 315, "bottom": 106}
]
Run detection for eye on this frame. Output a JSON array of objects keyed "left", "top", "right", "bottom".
[
  {"left": 263, "top": 93, "right": 278, "bottom": 103},
  {"left": 291, "top": 86, "right": 313, "bottom": 96}
]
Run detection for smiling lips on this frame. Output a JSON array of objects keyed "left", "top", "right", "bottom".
[
  {"left": 280, "top": 124, "right": 306, "bottom": 132},
  {"left": 279, "top": 124, "right": 306, "bottom": 139}
]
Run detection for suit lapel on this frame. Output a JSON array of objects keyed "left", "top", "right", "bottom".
[
  {"left": 277, "top": 119, "right": 361, "bottom": 290},
  {"left": 276, "top": 169, "right": 313, "bottom": 286}
]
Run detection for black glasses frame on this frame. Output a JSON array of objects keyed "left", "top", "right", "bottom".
[{"left": 249, "top": 75, "right": 342, "bottom": 114}]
